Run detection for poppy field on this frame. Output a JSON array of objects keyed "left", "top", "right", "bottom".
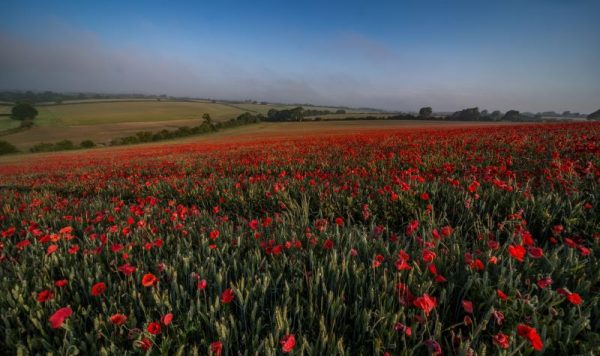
[{"left": 0, "top": 122, "right": 599, "bottom": 355}]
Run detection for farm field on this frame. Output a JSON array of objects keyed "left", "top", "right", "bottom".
[
  {"left": 0, "top": 122, "right": 598, "bottom": 354},
  {"left": 0, "top": 101, "right": 380, "bottom": 150}
]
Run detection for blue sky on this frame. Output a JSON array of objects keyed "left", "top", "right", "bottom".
[{"left": 1, "top": 0, "right": 599, "bottom": 112}]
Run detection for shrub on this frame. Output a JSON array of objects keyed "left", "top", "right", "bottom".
[
  {"left": 80, "top": 140, "right": 96, "bottom": 148},
  {"left": 0, "top": 140, "right": 18, "bottom": 155}
]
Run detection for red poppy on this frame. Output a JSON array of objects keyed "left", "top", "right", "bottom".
[
  {"left": 142, "top": 273, "right": 158, "bottom": 287},
  {"left": 221, "top": 288, "right": 234, "bottom": 304},
  {"left": 395, "top": 259, "right": 412, "bottom": 271},
  {"left": 210, "top": 341, "right": 223, "bottom": 355},
  {"left": 413, "top": 294, "right": 437, "bottom": 317},
  {"left": 37, "top": 289, "right": 54, "bottom": 303},
  {"left": 536, "top": 277, "right": 553, "bottom": 289},
  {"left": 110, "top": 313, "right": 127, "bottom": 326},
  {"left": 395, "top": 322, "right": 412, "bottom": 336},
  {"left": 424, "top": 339, "right": 442, "bottom": 355},
  {"left": 147, "top": 321, "right": 161, "bottom": 335},
  {"left": 493, "top": 332, "right": 510, "bottom": 349},
  {"left": 528, "top": 246, "right": 544, "bottom": 259},
  {"left": 209, "top": 229, "right": 220, "bottom": 240},
  {"left": 492, "top": 310, "right": 504, "bottom": 325},
  {"left": 422, "top": 249, "right": 436, "bottom": 263},
  {"left": 335, "top": 217, "right": 344, "bottom": 226},
  {"left": 47, "top": 244, "right": 58, "bottom": 255},
  {"left": 507, "top": 244, "right": 525, "bottom": 262},
  {"left": 567, "top": 292, "right": 583, "bottom": 305},
  {"left": 161, "top": 313, "right": 173, "bottom": 326},
  {"left": 462, "top": 300, "right": 473, "bottom": 314},
  {"left": 118, "top": 263, "right": 137, "bottom": 276},
  {"left": 323, "top": 239, "right": 334, "bottom": 250},
  {"left": 496, "top": 289, "right": 508, "bottom": 301},
  {"left": 55, "top": 279, "right": 68, "bottom": 288},
  {"left": 197, "top": 279, "right": 207, "bottom": 291},
  {"left": 135, "top": 337, "right": 152, "bottom": 351},
  {"left": 441, "top": 226, "right": 453, "bottom": 237},
  {"left": 49, "top": 307, "right": 73, "bottom": 328},
  {"left": 280, "top": 334, "right": 296, "bottom": 353},
  {"left": 91, "top": 282, "right": 106, "bottom": 296},
  {"left": 517, "top": 324, "right": 543, "bottom": 351}
]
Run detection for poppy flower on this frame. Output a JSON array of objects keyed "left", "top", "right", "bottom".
[
  {"left": 147, "top": 321, "right": 161, "bottom": 335},
  {"left": 118, "top": 263, "right": 137, "bottom": 276},
  {"left": 221, "top": 288, "right": 234, "bottom": 304},
  {"left": 110, "top": 313, "right": 127, "bottom": 326},
  {"left": 37, "top": 289, "right": 54, "bottom": 303},
  {"left": 567, "top": 292, "right": 583, "bottom": 305},
  {"left": 142, "top": 273, "right": 158, "bottom": 287},
  {"left": 528, "top": 247, "right": 544, "bottom": 259},
  {"left": 161, "top": 313, "right": 173, "bottom": 326},
  {"left": 462, "top": 300, "right": 473, "bottom": 314},
  {"left": 394, "top": 322, "right": 412, "bottom": 336},
  {"left": 422, "top": 249, "right": 436, "bottom": 263},
  {"left": 413, "top": 294, "right": 437, "bottom": 317},
  {"left": 135, "top": 337, "right": 152, "bottom": 351},
  {"left": 497, "top": 289, "right": 508, "bottom": 301},
  {"left": 47, "top": 244, "right": 58, "bottom": 255},
  {"left": 91, "top": 282, "right": 106, "bottom": 296},
  {"left": 49, "top": 307, "right": 73, "bottom": 328},
  {"left": 210, "top": 341, "right": 223, "bottom": 355},
  {"left": 197, "top": 279, "right": 207, "bottom": 291},
  {"left": 493, "top": 332, "right": 510, "bottom": 349},
  {"left": 280, "top": 334, "right": 296, "bottom": 353},
  {"left": 55, "top": 279, "right": 68, "bottom": 288},
  {"left": 517, "top": 324, "right": 543, "bottom": 351},
  {"left": 536, "top": 277, "right": 552, "bottom": 289},
  {"left": 209, "top": 229, "right": 220, "bottom": 240},
  {"left": 424, "top": 339, "right": 442, "bottom": 355},
  {"left": 508, "top": 244, "right": 526, "bottom": 262}
]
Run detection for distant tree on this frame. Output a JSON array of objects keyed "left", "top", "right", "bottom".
[
  {"left": 418, "top": 107, "right": 433, "bottom": 118},
  {"left": 202, "top": 113, "right": 213, "bottom": 125},
  {"left": 450, "top": 107, "right": 480, "bottom": 121},
  {"left": 503, "top": 110, "right": 521, "bottom": 121},
  {"left": 588, "top": 109, "right": 600, "bottom": 120},
  {"left": 335, "top": 109, "right": 347, "bottom": 114},
  {"left": 562, "top": 111, "right": 571, "bottom": 117},
  {"left": 11, "top": 103, "right": 38, "bottom": 121},
  {"left": 489, "top": 111, "right": 502, "bottom": 121}
]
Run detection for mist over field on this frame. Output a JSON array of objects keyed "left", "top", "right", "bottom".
[{"left": 2, "top": 1, "right": 599, "bottom": 113}]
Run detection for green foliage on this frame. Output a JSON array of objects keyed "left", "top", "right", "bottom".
[
  {"left": 11, "top": 103, "right": 38, "bottom": 121},
  {"left": 450, "top": 107, "right": 480, "bottom": 121},
  {"left": 419, "top": 107, "right": 433, "bottom": 118},
  {"left": 80, "top": 140, "right": 96, "bottom": 148},
  {"left": 266, "top": 107, "right": 305, "bottom": 121},
  {"left": 0, "top": 140, "right": 18, "bottom": 155},
  {"left": 588, "top": 109, "right": 600, "bottom": 120},
  {"left": 30, "top": 140, "right": 75, "bottom": 153}
]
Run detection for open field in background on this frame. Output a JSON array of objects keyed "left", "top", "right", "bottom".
[
  {"left": 33, "top": 101, "right": 248, "bottom": 126},
  {"left": 0, "top": 117, "right": 21, "bottom": 131},
  {"left": 0, "top": 100, "right": 385, "bottom": 150}
]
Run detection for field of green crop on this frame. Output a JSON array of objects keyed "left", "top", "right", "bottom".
[{"left": 0, "top": 122, "right": 598, "bottom": 355}]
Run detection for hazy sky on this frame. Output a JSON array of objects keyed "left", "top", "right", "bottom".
[{"left": 1, "top": 0, "right": 599, "bottom": 112}]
